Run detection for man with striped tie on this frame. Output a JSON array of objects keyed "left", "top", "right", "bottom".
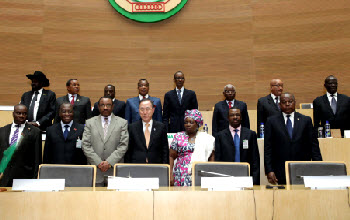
[{"left": 0, "top": 104, "right": 41, "bottom": 187}]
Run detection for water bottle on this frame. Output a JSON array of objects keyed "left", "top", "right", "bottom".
[
  {"left": 318, "top": 127, "right": 324, "bottom": 138},
  {"left": 325, "top": 121, "right": 331, "bottom": 138},
  {"left": 203, "top": 124, "right": 208, "bottom": 133},
  {"left": 260, "top": 123, "right": 264, "bottom": 138}
]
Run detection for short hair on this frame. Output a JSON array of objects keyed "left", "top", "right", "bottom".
[
  {"left": 138, "top": 79, "right": 149, "bottom": 86},
  {"left": 105, "top": 84, "right": 115, "bottom": 90},
  {"left": 228, "top": 107, "right": 241, "bottom": 117},
  {"left": 14, "top": 104, "right": 27, "bottom": 111},
  {"left": 139, "top": 98, "right": 154, "bottom": 108},
  {"left": 66, "top": 79, "right": 78, "bottom": 86},
  {"left": 325, "top": 75, "right": 337, "bottom": 83},
  {"left": 281, "top": 92, "right": 295, "bottom": 100},
  {"left": 59, "top": 102, "right": 73, "bottom": 112},
  {"left": 224, "top": 84, "right": 235, "bottom": 92},
  {"left": 174, "top": 71, "right": 184, "bottom": 79},
  {"left": 98, "top": 96, "right": 113, "bottom": 105}
]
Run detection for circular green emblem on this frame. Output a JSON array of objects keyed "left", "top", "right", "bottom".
[{"left": 109, "top": 0, "right": 188, "bottom": 23}]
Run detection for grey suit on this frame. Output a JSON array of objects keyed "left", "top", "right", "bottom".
[{"left": 82, "top": 114, "right": 129, "bottom": 184}]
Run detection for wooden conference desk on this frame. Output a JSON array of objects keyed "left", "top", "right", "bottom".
[{"left": 0, "top": 186, "right": 349, "bottom": 220}]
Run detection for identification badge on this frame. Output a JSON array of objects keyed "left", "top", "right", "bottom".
[
  {"left": 243, "top": 140, "right": 249, "bottom": 149},
  {"left": 76, "top": 139, "right": 82, "bottom": 148}
]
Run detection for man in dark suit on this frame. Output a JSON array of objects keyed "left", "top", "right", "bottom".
[
  {"left": 125, "top": 79, "right": 162, "bottom": 124},
  {"left": 20, "top": 71, "right": 56, "bottom": 131},
  {"left": 212, "top": 84, "right": 250, "bottom": 138},
  {"left": 264, "top": 93, "right": 322, "bottom": 185},
  {"left": 163, "top": 71, "right": 198, "bottom": 132},
  {"left": 44, "top": 103, "right": 86, "bottom": 165},
  {"left": 126, "top": 98, "right": 169, "bottom": 164},
  {"left": 92, "top": 84, "right": 125, "bottom": 118},
  {"left": 55, "top": 79, "right": 92, "bottom": 125},
  {"left": 215, "top": 107, "right": 260, "bottom": 185},
  {"left": 0, "top": 105, "right": 42, "bottom": 187},
  {"left": 313, "top": 75, "right": 350, "bottom": 137},
  {"left": 257, "top": 79, "right": 283, "bottom": 137}
]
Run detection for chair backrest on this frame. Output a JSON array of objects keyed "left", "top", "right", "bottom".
[
  {"left": 114, "top": 164, "right": 170, "bottom": 187},
  {"left": 285, "top": 161, "right": 347, "bottom": 185},
  {"left": 38, "top": 164, "right": 96, "bottom": 187},
  {"left": 192, "top": 162, "right": 250, "bottom": 187},
  {"left": 300, "top": 103, "right": 313, "bottom": 109}
]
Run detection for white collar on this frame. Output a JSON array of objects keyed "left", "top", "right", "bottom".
[
  {"left": 139, "top": 94, "right": 149, "bottom": 100},
  {"left": 60, "top": 120, "right": 73, "bottom": 128},
  {"left": 327, "top": 92, "right": 337, "bottom": 97},
  {"left": 176, "top": 87, "right": 184, "bottom": 93}
]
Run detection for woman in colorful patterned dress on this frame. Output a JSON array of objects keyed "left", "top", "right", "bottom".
[{"left": 169, "top": 109, "right": 215, "bottom": 186}]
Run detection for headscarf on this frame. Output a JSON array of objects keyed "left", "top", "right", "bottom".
[{"left": 184, "top": 109, "right": 203, "bottom": 127}]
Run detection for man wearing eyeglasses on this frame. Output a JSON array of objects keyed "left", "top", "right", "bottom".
[
  {"left": 163, "top": 71, "right": 198, "bottom": 133},
  {"left": 313, "top": 75, "right": 350, "bottom": 137},
  {"left": 264, "top": 93, "right": 322, "bottom": 185},
  {"left": 125, "top": 98, "right": 169, "bottom": 164},
  {"left": 82, "top": 96, "right": 129, "bottom": 186},
  {"left": 257, "top": 79, "right": 284, "bottom": 137},
  {"left": 212, "top": 84, "right": 250, "bottom": 138}
]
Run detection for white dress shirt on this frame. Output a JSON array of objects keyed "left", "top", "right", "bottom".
[
  {"left": 69, "top": 94, "right": 76, "bottom": 103},
  {"left": 226, "top": 99, "right": 235, "bottom": 107},
  {"left": 176, "top": 87, "right": 184, "bottom": 100},
  {"left": 139, "top": 94, "right": 149, "bottom": 100},
  {"left": 282, "top": 112, "right": 295, "bottom": 128},
  {"left": 142, "top": 119, "right": 153, "bottom": 135},
  {"left": 101, "top": 115, "right": 111, "bottom": 128},
  {"left": 31, "top": 88, "right": 43, "bottom": 122},
  {"left": 60, "top": 120, "right": 73, "bottom": 133},
  {"left": 9, "top": 123, "right": 26, "bottom": 144},
  {"left": 327, "top": 92, "right": 338, "bottom": 106},
  {"left": 270, "top": 93, "right": 279, "bottom": 104}
]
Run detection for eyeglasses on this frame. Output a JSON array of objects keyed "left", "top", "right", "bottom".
[
  {"left": 271, "top": 84, "right": 283, "bottom": 88},
  {"left": 139, "top": 108, "right": 152, "bottom": 112},
  {"left": 99, "top": 104, "right": 112, "bottom": 108},
  {"left": 174, "top": 77, "right": 184, "bottom": 80}
]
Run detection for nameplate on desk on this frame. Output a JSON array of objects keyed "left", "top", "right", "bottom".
[
  {"left": 12, "top": 179, "right": 65, "bottom": 192},
  {"left": 201, "top": 177, "right": 253, "bottom": 191},
  {"left": 303, "top": 176, "right": 350, "bottom": 190},
  {"left": 344, "top": 130, "right": 350, "bottom": 138},
  {"left": 107, "top": 176, "right": 159, "bottom": 191}
]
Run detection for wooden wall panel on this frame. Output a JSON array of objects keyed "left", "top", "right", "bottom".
[{"left": 0, "top": 0, "right": 349, "bottom": 111}]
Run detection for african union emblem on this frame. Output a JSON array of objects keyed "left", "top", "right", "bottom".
[{"left": 109, "top": 0, "right": 188, "bottom": 23}]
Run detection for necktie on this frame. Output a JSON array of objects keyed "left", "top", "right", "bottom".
[
  {"left": 28, "top": 91, "right": 39, "bottom": 122},
  {"left": 145, "top": 123, "right": 150, "bottom": 148},
  {"left": 275, "top": 97, "right": 280, "bottom": 110},
  {"left": 177, "top": 90, "right": 181, "bottom": 104},
  {"left": 63, "top": 125, "right": 69, "bottom": 140},
  {"left": 330, "top": 94, "right": 337, "bottom": 114},
  {"left": 228, "top": 101, "right": 232, "bottom": 108},
  {"left": 10, "top": 125, "right": 20, "bottom": 146},
  {"left": 104, "top": 117, "right": 109, "bottom": 139},
  {"left": 233, "top": 129, "right": 240, "bottom": 162},
  {"left": 71, "top": 95, "right": 75, "bottom": 105},
  {"left": 286, "top": 115, "right": 293, "bottom": 139}
]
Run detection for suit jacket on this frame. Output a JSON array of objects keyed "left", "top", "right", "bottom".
[
  {"left": 313, "top": 94, "right": 350, "bottom": 136},
  {"left": 264, "top": 112, "right": 322, "bottom": 184},
  {"left": 163, "top": 89, "right": 198, "bottom": 133},
  {"left": 125, "top": 120, "right": 169, "bottom": 164},
  {"left": 125, "top": 96, "right": 162, "bottom": 124},
  {"left": 215, "top": 127, "right": 260, "bottom": 185},
  {"left": 92, "top": 99, "right": 126, "bottom": 118},
  {"left": 55, "top": 94, "right": 92, "bottom": 125},
  {"left": 20, "top": 89, "right": 56, "bottom": 131},
  {"left": 43, "top": 121, "right": 86, "bottom": 165},
  {"left": 257, "top": 94, "right": 281, "bottom": 137},
  {"left": 212, "top": 100, "right": 250, "bottom": 138},
  {"left": 0, "top": 124, "right": 42, "bottom": 187},
  {"left": 82, "top": 114, "right": 129, "bottom": 184}
]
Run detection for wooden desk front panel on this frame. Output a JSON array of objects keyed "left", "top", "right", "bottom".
[{"left": 0, "top": 191, "right": 153, "bottom": 220}]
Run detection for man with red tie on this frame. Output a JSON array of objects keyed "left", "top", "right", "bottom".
[
  {"left": 212, "top": 84, "right": 250, "bottom": 138},
  {"left": 55, "top": 79, "right": 92, "bottom": 125}
]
